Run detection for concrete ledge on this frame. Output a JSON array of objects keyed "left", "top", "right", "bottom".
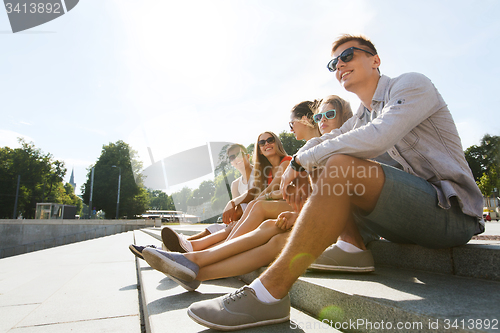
[
  {"left": 239, "top": 267, "right": 500, "bottom": 333},
  {"left": 0, "top": 220, "right": 155, "bottom": 259},
  {"left": 368, "top": 240, "right": 500, "bottom": 281},
  {"left": 0, "top": 218, "right": 155, "bottom": 225}
]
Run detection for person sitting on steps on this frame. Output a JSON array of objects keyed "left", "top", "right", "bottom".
[
  {"left": 141, "top": 97, "right": 360, "bottom": 291},
  {"left": 128, "top": 143, "right": 255, "bottom": 258},
  {"left": 185, "top": 33, "right": 485, "bottom": 331}
]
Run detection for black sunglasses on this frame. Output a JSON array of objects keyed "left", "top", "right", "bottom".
[
  {"left": 258, "top": 136, "right": 275, "bottom": 146},
  {"left": 327, "top": 47, "right": 375, "bottom": 72},
  {"left": 228, "top": 151, "right": 243, "bottom": 162}
]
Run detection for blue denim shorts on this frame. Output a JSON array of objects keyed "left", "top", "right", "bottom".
[{"left": 354, "top": 164, "right": 479, "bottom": 249}]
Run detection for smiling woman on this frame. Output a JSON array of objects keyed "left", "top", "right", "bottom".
[{"left": 252, "top": 131, "right": 289, "bottom": 195}]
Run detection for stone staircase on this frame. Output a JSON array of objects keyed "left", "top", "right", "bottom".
[
  {"left": 2, "top": 225, "right": 497, "bottom": 332},
  {"left": 135, "top": 225, "right": 500, "bottom": 333}
]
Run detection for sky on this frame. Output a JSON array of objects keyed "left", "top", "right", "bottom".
[{"left": 1, "top": 0, "right": 499, "bottom": 196}]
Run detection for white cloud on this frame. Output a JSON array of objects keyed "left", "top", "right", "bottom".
[{"left": 0, "top": 130, "right": 34, "bottom": 148}]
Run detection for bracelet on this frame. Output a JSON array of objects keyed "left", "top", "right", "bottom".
[{"left": 290, "top": 155, "right": 305, "bottom": 172}]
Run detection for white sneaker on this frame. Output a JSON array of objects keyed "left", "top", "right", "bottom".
[{"left": 161, "top": 226, "right": 193, "bottom": 252}]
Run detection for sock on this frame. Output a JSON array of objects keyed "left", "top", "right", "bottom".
[
  {"left": 248, "top": 278, "right": 280, "bottom": 303},
  {"left": 336, "top": 240, "right": 363, "bottom": 253}
]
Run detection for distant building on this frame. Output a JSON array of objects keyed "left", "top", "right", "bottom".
[
  {"left": 36, "top": 203, "right": 77, "bottom": 219},
  {"left": 69, "top": 168, "right": 76, "bottom": 193}
]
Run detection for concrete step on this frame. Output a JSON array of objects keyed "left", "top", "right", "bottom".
[
  {"left": 239, "top": 266, "right": 500, "bottom": 333},
  {"left": 145, "top": 225, "right": 500, "bottom": 332},
  {"left": 133, "top": 230, "right": 340, "bottom": 332},
  {"left": 368, "top": 239, "right": 500, "bottom": 281},
  {"left": 147, "top": 224, "right": 500, "bottom": 282}
]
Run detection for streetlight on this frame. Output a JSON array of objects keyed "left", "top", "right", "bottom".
[{"left": 111, "top": 165, "right": 121, "bottom": 219}]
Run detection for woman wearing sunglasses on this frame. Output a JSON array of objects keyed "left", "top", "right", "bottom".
[
  {"left": 142, "top": 97, "right": 354, "bottom": 290},
  {"left": 157, "top": 131, "right": 293, "bottom": 254},
  {"left": 181, "top": 144, "right": 255, "bottom": 242},
  {"left": 221, "top": 131, "right": 293, "bottom": 240}
]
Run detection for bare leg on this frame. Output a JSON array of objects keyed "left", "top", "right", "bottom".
[
  {"left": 190, "top": 226, "right": 232, "bottom": 251},
  {"left": 259, "top": 155, "right": 385, "bottom": 299},
  {"left": 338, "top": 211, "right": 367, "bottom": 249},
  {"left": 197, "top": 232, "right": 290, "bottom": 281},
  {"left": 310, "top": 167, "right": 366, "bottom": 249},
  {"left": 226, "top": 200, "right": 292, "bottom": 241},
  {"left": 187, "top": 229, "right": 211, "bottom": 241},
  {"left": 184, "top": 219, "right": 287, "bottom": 267}
]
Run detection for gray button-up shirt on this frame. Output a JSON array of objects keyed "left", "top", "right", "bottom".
[{"left": 297, "top": 73, "right": 483, "bottom": 219}]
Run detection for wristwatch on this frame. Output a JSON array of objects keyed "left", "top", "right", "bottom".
[{"left": 290, "top": 155, "right": 305, "bottom": 172}]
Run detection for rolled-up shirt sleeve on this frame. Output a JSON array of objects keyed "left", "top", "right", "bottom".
[{"left": 297, "top": 73, "right": 444, "bottom": 171}]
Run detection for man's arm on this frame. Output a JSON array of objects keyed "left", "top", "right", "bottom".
[{"left": 298, "top": 73, "right": 443, "bottom": 170}]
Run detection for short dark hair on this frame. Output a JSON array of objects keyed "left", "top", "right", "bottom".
[{"left": 331, "top": 34, "right": 377, "bottom": 56}]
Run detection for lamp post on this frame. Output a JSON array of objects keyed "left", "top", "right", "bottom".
[{"left": 111, "top": 165, "right": 121, "bottom": 219}]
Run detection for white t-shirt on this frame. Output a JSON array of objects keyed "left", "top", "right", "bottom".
[{"left": 233, "top": 169, "right": 254, "bottom": 211}]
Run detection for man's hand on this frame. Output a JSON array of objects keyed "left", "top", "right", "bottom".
[
  {"left": 283, "top": 172, "right": 311, "bottom": 212},
  {"left": 280, "top": 165, "right": 300, "bottom": 199}
]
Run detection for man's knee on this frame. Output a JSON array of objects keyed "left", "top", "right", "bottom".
[{"left": 323, "top": 155, "right": 381, "bottom": 180}]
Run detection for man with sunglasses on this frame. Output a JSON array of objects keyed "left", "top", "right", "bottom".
[{"left": 187, "top": 34, "right": 484, "bottom": 331}]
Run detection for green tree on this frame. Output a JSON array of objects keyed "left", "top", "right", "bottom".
[
  {"left": 477, "top": 168, "right": 499, "bottom": 197},
  {"left": 279, "top": 131, "right": 306, "bottom": 155},
  {"left": 81, "top": 140, "right": 148, "bottom": 219},
  {"left": 52, "top": 183, "right": 83, "bottom": 216},
  {"left": 211, "top": 168, "right": 238, "bottom": 211},
  {"left": 187, "top": 180, "right": 215, "bottom": 206},
  {"left": 0, "top": 139, "right": 66, "bottom": 219},
  {"left": 148, "top": 189, "right": 175, "bottom": 210},
  {"left": 465, "top": 145, "right": 485, "bottom": 182},
  {"left": 170, "top": 187, "right": 192, "bottom": 212},
  {"left": 464, "top": 134, "right": 500, "bottom": 197}
]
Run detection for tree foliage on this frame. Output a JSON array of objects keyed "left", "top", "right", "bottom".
[
  {"left": 464, "top": 134, "right": 500, "bottom": 197},
  {"left": 81, "top": 140, "right": 148, "bottom": 219},
  {"left": 279, "top": 131, "right": 306, "bottom": 156},
  {"left": 147, "top": 189, "right": 175, "bottom": 210},
  {"left": 0, "top": 139, "right": 76, "bottom": 219},
  {"left": 211, "top": 168, "right": 239, "bottom": 211},
  {"left": 170, "top": 187, "right": 192, "bottom": 213},
  {"left": 187, "top": 180, "right": 215, "bottom": 206}
]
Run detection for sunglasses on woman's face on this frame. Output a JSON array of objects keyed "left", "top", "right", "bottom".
[
  {"left": 228, "top": 151, "right": 243, "bottom": 162},
  {"left": 258, "top": 136, "right": 275, "bottom": 146},
  {"left": 313, "top": 109, "right": 336, "bottom": 123},
  {"left": 327, "top": 47, "right": 375, "bottom": 72}
]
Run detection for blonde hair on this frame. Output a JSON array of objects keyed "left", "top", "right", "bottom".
[
  {"left": 318, "top": 95, "right": 353, "bottom": 126},
  {"left": 252, "top": 131, "right": 288, "bottom": 191},
  {"left": 227, "top": 143, "right": 247, "bottom": 156}
]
